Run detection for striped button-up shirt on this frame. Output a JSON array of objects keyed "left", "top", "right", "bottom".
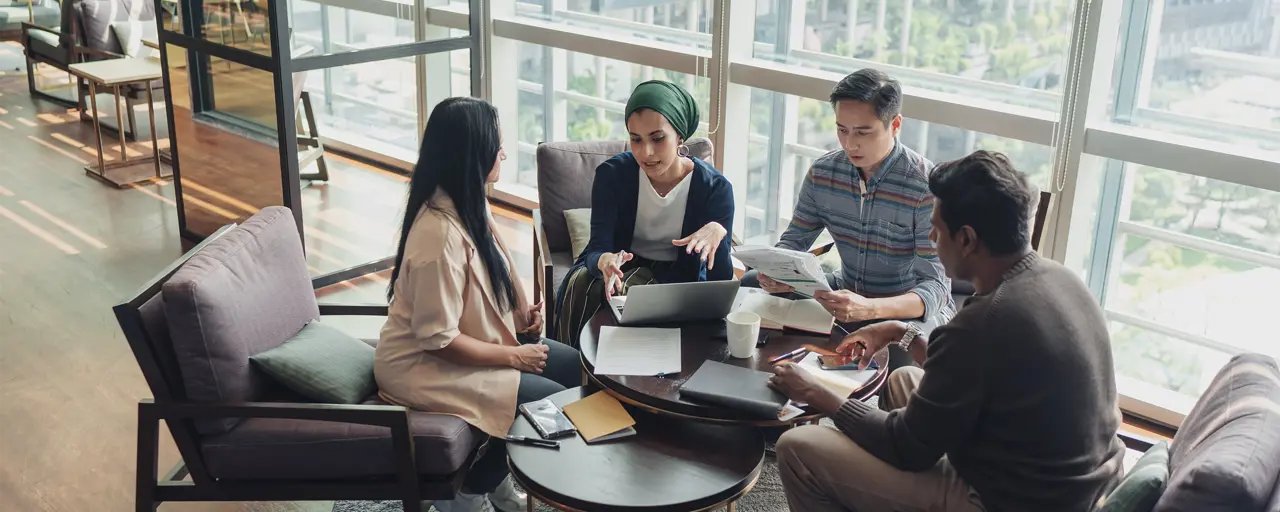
[{"left": 777, "top": 142, "right": 955, "bottom": 325}]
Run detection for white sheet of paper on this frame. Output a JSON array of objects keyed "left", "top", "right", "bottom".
[
  {"left": 593, "top": 327, "right": 681, "bottom": 376},
  {"left": 796, "top": 352, "right": 876, "bottom": 398},
  {"left": 733, "top": 245, "right": 832, "bottom": 297}
]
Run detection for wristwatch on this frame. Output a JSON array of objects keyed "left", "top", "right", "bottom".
[{"left": 896, "top": 323, "right": 922, "bottom": 352}]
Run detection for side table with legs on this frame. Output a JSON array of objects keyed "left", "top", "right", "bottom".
[{"left": 68, "top": 58, "right": 172, "bottom": 188}]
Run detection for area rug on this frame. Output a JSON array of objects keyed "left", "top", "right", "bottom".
[{"left": 332, "top": 452, "right": 789, "bottom": 512}]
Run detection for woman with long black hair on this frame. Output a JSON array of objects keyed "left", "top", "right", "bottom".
[{"left": 375, "top": 97, "right": 580, "bottom": 512}]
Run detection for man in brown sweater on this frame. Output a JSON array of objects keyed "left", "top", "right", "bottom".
[{"left": 769, "top": 150, "right": 1126, "bottom": 512}]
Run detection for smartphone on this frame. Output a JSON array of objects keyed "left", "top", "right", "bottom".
[
  {"left": 518, "top": 398, "right": 577, "bottom": 439},
  {"left": 818, "top": 354, "right": 873, "bottom": 371}
]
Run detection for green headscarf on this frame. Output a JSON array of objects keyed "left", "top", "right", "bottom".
[{"left": 624, "top": 80, "right": 700, "bottom": 141}]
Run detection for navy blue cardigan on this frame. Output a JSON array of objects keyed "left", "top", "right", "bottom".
[{"left": 559, "top": 152, "right": 735, "bottom": 301}]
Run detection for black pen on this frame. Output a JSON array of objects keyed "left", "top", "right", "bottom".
[
  {"left": 769, "top": 347, "right": 808, "bottom": 364},
  {"left": 505, "top": 435, "right": 560, "bottom": 449}
]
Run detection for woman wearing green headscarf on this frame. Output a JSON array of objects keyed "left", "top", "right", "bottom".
[{"left": 555, "top": 80, "right": 735, "bottom": 347}]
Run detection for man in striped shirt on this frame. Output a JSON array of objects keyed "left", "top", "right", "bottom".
[{"left": 748, "top": 69, "right": 955, "bottom": 329}]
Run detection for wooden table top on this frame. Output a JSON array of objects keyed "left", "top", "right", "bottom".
[
  {"left": 579, "top": 310, "right": 891, "bottom": 424},
  {"left": 69, "top": 58, "right": 162, "bottom": 86},
  {"left": 507, "top": 387, "right": 764, "bottom": 511}
]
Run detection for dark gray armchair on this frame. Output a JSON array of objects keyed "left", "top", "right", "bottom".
[
  {"left": 531, "top": 138, "right": 715, "bottom": 334},
  {"left": 115, "top": 206, "right": 483, "bottom": 512}
]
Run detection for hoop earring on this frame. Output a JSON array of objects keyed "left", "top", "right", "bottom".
[{"left": 677, "top": 143, "right": 691, "bottom": 158}]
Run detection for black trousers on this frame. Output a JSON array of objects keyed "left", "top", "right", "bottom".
[{"left": 462, "top": 337, "right": 581, "bottom": 494}]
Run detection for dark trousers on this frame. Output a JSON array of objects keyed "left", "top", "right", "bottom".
[
  {"left": 462, "top": 337, "right": 581, "bottom": 494},
  {"left": 556, "top": 256, "right": 672, "bottom": 348}
]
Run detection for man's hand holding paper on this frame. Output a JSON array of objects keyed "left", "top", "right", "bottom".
[{"left": 733, "top": 245, "right": 832, "bottom": 298}]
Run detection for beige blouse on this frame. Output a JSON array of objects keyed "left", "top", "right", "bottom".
[{"left": 375, "top": 191, "right": 532, "bottom": 438}]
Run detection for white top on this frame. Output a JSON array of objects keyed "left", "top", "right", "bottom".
[
  {"left": 632, "top": 168, "right": 693, "bottom": 262},
  {"left": 69, "top": 57, "right": 162, "bottom": 86}
]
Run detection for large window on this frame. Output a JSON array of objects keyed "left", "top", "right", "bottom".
[
  {"left": 508, "top": 42, "right": 710, "bottom": 191},
  {"left": 1091, "top": 160, "right": 1280, "bottom": 416},
  {"left": 753, "top": 0, "right": 1073, "bottom": 112},
  {"left": 316, "top": 0, "right": 1280, "bottom": 427},
  {"left": 1115, "top": 0, "right": 1280, "bottom": 152}
]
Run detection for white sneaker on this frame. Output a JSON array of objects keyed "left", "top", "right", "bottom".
[
  {"left": 432, "top": 492, "right": 494, "bottom": 512},
  {"left": 488, "top": 475, "right": 528, "bottom": 512}
]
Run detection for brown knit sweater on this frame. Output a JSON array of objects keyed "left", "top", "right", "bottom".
[{"left": 834, "top": 252, "right": 1126, "bottom": 512}]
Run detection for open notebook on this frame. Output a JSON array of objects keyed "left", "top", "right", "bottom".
[{"left": 731, "top": 288, "right": 835, "bottom": 334}]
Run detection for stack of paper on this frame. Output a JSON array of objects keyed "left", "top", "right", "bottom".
[
  {"left": 592, "top": 326, "right": 681, "bottom": 376},
  {"left": 562, "top": 391, "right": 637, "bottom": 443},
  {"left": 732, "top": 288, "right": 835, "bottom": 334}
]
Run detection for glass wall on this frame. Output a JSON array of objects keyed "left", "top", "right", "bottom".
[
  {"left": 158, "top": 0, "right": 480, "bottom": 283},
  {"left": 276, "top": 0, "right": 1280, "bottom": 426}
]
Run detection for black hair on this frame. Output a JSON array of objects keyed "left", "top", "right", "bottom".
[
  {"left": 928, "top": 150, "right": 1036, "bottom": 256},
  {"left": 829, "top": 68, "right": 902, "bottom": 127},
  {"left": 387, "top": 97, "right": 516, "bottom": 311}
]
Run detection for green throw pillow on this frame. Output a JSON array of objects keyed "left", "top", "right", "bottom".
[
  {"left": 250, "top": 320, "right": 376, "bottom": 404},
  {"left": 1098, "top": 441, "right": 1170, "bottom": 512}
]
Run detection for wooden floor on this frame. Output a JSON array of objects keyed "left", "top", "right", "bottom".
[{"left": 0, "top": 42, "right": 534, "bottom": 512}]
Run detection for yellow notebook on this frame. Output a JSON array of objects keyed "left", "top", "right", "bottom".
[{"left": 561, "top": 391, "right": 637, "bottom": 443}]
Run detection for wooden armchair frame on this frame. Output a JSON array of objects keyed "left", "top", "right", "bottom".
[{"left": 117, "top": 225, "right": 477, "bottom": 512}]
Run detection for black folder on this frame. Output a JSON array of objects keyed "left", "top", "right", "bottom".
[{"left": 678, "top": 361, "right": 788, "bottom": 418}]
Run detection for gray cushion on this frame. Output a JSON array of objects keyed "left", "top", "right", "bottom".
[
  {"left": 535, "top": 138, "right": 713, "bottom": 254},
  {"left": 200, "top": 404, "right": 481, "bottom": 480},
  {"left": 163, "top": 206, "right": 320, "bottom": 435},
  {"left": 74, "top": 0, "right": 155, "bottom": 54},
  {"left": 1100, "top": 441, "right": 1169, "bottom": 512},
  {"left": 24, "top": 25, "right": 65, "bottom": 63},
  {"left": 1155, "top": 353, "right": 1280, "bottom": 512},
  {"left": 250, "top": 320, "right": 376, "bottom": 405}
]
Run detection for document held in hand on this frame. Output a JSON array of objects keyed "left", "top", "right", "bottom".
[{"left": 732, "top": 245, "right": 832, "bottom": 298}]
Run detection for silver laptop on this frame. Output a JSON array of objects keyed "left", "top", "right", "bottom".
[{"left": 606, "top": 280, "right": 742, "bottom": 325}]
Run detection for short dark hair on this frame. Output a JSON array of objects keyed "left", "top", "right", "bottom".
[
  {"left": 830, "top": 68, "right": 902, "bottom": 127},
  {"left": 928, "top": 150, "right": 1036, "bottom": 256}
]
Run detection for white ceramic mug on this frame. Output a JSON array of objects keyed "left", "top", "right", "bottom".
[{"left": 726, "top": 311, "right": 761, "bottom": 359}]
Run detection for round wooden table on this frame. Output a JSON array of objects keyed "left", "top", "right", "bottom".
[
  {"left": 507, "top": 387, "right": 765, "bottom": 512},
  {"left": 579, "top": 310, "right": 892, "bottom": 425}
]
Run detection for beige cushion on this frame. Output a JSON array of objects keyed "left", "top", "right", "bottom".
[
  {"left": 564, "top": 208, "right": 592, "bottom": 261},
  {"left": 110, "top": 20, "right": 157, "bottom": 58}
]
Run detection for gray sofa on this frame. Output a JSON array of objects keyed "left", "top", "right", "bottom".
[
  {"left": 1112, "top": 352, "right": 1280, "bottom": 511},
  {"left": 532, "top": 138, "right": 715, "bottom": 333},
  {"left": 116, "top": 206, "right": 482, "bottom": 511}
]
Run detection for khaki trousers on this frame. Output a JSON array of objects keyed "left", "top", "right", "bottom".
[{"left": 776, "top": 367, "right": 986, "bottom": 512}]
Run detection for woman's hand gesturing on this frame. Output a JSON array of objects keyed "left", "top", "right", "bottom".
[{"left": 672, "top": 222, "right": 728, "bottom": 269}]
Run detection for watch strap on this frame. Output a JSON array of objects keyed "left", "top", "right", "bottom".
[{"left": 897, "top": 323, "right": 922, "bottom": 351}]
